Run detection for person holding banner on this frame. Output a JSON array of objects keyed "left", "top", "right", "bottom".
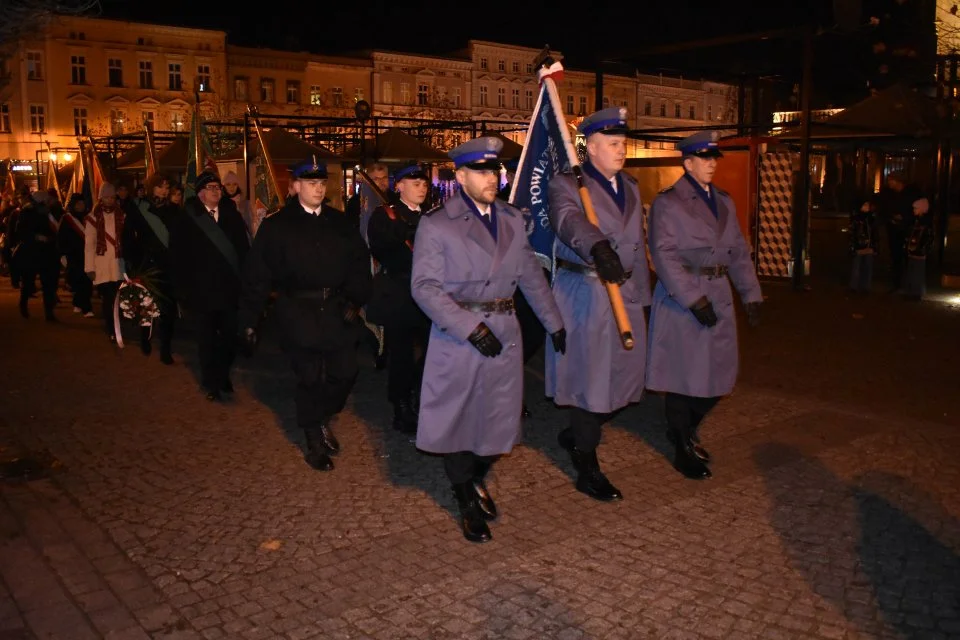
[
  {"left": 238, "top": 158, "right": 372, "bottom": 473},
  {"left": 646, "top": 131, "right": 762, "bottom": 480},
  {"left": 366, "top": 163, "right": 432, "bottom": 435},
  {"left": 412, "top": 137, "right": 565, "bottom": 543},
  {"left": 545, "top": 107, "right": 652, "bottom": 503},
  {"left": 170, "top": 171, "right": 250, "bottom": 401}
]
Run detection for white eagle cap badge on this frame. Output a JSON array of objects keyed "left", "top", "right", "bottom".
[
  {"left": 618, "top": 107, "right": 627, "bottom": 122},
  {"left": 311, "top": 154, "right": 319, "bottom": 170}
]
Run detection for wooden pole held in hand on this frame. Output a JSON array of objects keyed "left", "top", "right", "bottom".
[{"left": 572, "top": 165, "right": 635, "bottom": 350}]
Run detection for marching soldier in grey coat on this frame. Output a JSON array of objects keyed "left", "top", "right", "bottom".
[
  {"left": 646, "top": 131, "right": 762, "bottom": 479},
  {"left": 545, "top": 107, "right": 652, "bottom": 502},
  {"left": 412, "top": 137, "right": 565, "bottom": 543}
]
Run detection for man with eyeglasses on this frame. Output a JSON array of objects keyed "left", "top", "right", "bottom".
[{"left": 169, "top": 171, "right": 250, "bottom": 401}]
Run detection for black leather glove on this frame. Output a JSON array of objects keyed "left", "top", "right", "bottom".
[
  {"left": 238, "top": 327, "right": 257, "bottom": 357},
  {"left": 467, "top": 322, "right": 503, "bottom": 358},
  {"left": 551, "top": 328, "right": 566, "bottom": 354},
  {"left": 343, "top": 302, "right": 360, "bottom": 324},
  {"left": 746, "top": 301, "right": 762, "bottom": 328},
  {"left": 589, "top": 240, "right": 628, "bottom": 285},
  {"left": 690, "top": 296, "right": 718, "bottom": 328}
]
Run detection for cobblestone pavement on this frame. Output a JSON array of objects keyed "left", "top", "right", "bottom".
[{"left": 1, "top": 280, "right": 958, "bottom": 640}]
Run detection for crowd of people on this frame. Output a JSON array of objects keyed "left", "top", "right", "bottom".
[{"left": 1, "top": 111, "right": 767, "bottom": 544}]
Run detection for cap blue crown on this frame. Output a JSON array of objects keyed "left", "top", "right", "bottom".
[
  {"left": 394, "top": 164, "right": 428, "bottom": 181},
  {"left": 291, "top": 155, "right": 328, "bottom": 179},
  {"left": 578, "top": 107, "right": 629, "bottom": 136},
  {"left": 677, "top": 131, "right": 723, "bottom": 157},
  {"left": 449, "top": 136, "right": 504, "bottom": 169}
]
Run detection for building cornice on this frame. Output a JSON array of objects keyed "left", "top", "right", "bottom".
[
  {"left": 53, "top": 15, "right": 227, "bottom": 40},
  {"left": 372, "top": 51, "right": 472, "bottom": 71}
]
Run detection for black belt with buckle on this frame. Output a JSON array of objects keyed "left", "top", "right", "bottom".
[
  {"left": 683, "top": 264, "right": 729, "bottom": 277},
  {"left": 556, "top": 258, "right": 633, "bottom": 280},
  {"left": 284, "top": 287, "right": 341, "bottom": 300},
  {"left": 456, "top": 298, "right": 516, "bottom": 313}
]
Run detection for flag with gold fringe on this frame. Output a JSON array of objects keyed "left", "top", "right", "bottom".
[{"left": 184, "top": 93, "right": 219, "bottom": 199}]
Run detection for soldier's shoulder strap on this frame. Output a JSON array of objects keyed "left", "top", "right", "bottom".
[
  {"left": 713, "top": 185, "right": 730, "bottom": 197},
  {"left": 423, "top": 203, "right": 443, "bottom": 217},
  {"left": 621, "top": 171, "right": 638, "bottom": 185},
  {"left": 658, "top": 185, "right": 675, "bottom": 195}
]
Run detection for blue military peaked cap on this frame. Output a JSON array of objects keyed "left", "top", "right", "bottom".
[
  {"left": 578, "top": 106, "right": 630, "bottom": 136},
  {"left": 677, "top": 131, "right": 724, "bottom": 158},
  {"left": 503, "top": 157, "right": 520, "bottom": 173},
  {"left": 449, "top": 136, "right": 504, "bottom": 170},
  {"left": 394, "top": 163, "right": 429, "bottom": 182},
  {"left": 291, "top": 155, "right": 328, "bottom": 180}
]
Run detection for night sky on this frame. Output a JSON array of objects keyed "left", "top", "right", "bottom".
[{"left": 98, "top": 0, "right": 875, "bottom": 105}]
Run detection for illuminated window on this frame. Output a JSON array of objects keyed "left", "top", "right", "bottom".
[
  {"left": 29, "top": 104, "right": 45, "bottom": 132},
  {"left": 197, "top": 64, "right": 211, "bottom": 91},
  {"left": 73, "top": 107, "right": 88, "bottom": 135},
  {"left": 108, "top": 58, "right": 123, "bottom": 87},
  {"left": 26, "top": 52, "right": 43, "bottom": 80},
  {"left": 139, "top": 60, "right": 153, "bottom": 89},
  {"left": 168, "top": 63, "right": 182, "bottom": 91},
  {"left": 70, "top": 55, "right": 86, "bottom": 84}
]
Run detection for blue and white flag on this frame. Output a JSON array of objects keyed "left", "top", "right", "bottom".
[{"left": 509, "top": 62, "right": 580, "bottom": 271}]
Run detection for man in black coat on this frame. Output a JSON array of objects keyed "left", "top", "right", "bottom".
[
  {"left": 169, "top": 172, "right": 250, "bottom": 400},
  {"left": 17, "top": 190, "right": 60, "bottom": 321},
  {"left": 366, "top": 164, "right": 431, "bottom": 434},
  {"left": 124, "top": 174, "right": 182, "bottom": 363},
  {"left": 238, "top": 157, "right": 372, "bottom": 472}
]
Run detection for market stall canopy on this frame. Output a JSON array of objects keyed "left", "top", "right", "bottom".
[
  {"left": 775, "top": 85, "right": 951, "bottom": 141},
  {"left": 485, "top": 132, "right": 524, "bottom": 159},
  {"left": 154, "top": 136, "right": 191, "bottom": 172},
  {"left": 116, "top": 143, "right": 146, "bottom": 171},
  {"left": 218, "top": 128, "right": 339, "bottom": 165},
  {"left": 342, "top": 128, "right": 449, "bottom": 163}
]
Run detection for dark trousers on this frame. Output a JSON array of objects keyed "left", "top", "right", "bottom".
[
  {"left": 66, "top": 258, "right": 92, "bottom": 313},
  {"left": 664, "top": 393, "right": 720, "bottom": 443},
  {"left": 385, "top": 323, "right": 429, "bottom": 405},
  {"left": 290, "top": 346, "right": 358, "bottom": 436},
  {"left": 97, "top": 281, "right": 120, "bottom": 336},
  {"left": 888, "top": 229, "right": 906, "bottom": 289},
  {"left": 20, "top": 258, "right": 59, "bottom": 315},
  {"left": 443, "top": 451, "right": 497, "bottom": 485},
  {"left": 196, "top": 308, "right": 238, "bottom": 391},
  {"left": 569, "top": 407, "right": 607, "bottom": 452},
  {"left": 143, "top": 283, "right": 176, "bottom": 351},
  {"left": 515, "top": 269, "right": 549, "bottom": 364}
]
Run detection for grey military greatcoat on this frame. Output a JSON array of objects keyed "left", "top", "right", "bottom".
[
  {"left": 545, "top": 168, "right": 652, "bottom": 414},
  {"left": 646, "top": 175, "right": 762, "bottom": 398},
  {"left": 412, "top": 193, "right": 563, "bottom": 456}
]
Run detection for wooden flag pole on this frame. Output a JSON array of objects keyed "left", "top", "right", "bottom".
[
  {"left": 532, "top": 52, "right": 636, "bottom": 351},
  {"left": 572, "top": 165, "right": 635, "bottom": 350}
]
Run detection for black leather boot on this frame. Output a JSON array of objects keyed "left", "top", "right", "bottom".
[
  {"left": 672, "top": 436, "right": 711, "bottom": 480},
  {"left": 303, "top": 430, "right": 334, "bottom": 471},
  {"left": 452, "top": 483, "right": 492, "bottom": 543},
  {"left": 140, "top": 326, "right": 152, "bottom": 355},
  {"left": 392, "top": 400, "right": 418, "bottom": 434},
  {"left": 317, "top": 422, "right": 340, "bottom": 454},
  {"left": 472, "top": 460, "right": 497, "bottom": 521},
  {"left": 667, "top": 428, "right": 711, "bottom": 463},
  {"left": 558, "top": 429, "right": 622, "bottom": 501}
]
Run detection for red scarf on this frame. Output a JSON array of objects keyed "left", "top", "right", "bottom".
[{"left": 93, "top": 202, "right": 124, "bottom": 258}]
